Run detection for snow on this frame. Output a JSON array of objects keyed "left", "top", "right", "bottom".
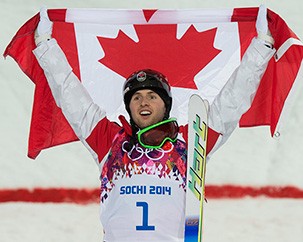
[
  {"left": 1, "top": 0, "right": 303, "bottom": 241},
  {"left": 1, "top": 199, "right": 303, "bottom": 242}
]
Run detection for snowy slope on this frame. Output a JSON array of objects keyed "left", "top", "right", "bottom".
[{"left": 0, "top": 0, "right": 303, "bottom": 242}]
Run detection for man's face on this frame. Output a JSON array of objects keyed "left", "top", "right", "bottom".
[{"left": 129, "top": 89, "right": 166, "bottom": 129}]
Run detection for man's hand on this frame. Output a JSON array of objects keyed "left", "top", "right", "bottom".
[
  {"left": 256, "top": 4, "right": 274, "bottom": 46},
  {"left": 34, "top": 7, "right": 53, "bottom": 46}
]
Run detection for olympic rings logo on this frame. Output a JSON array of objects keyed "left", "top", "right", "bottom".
[{"left": 122, "top": 141, "right": 174, "bottom": 161}]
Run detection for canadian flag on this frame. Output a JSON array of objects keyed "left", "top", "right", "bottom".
[{"left": 4, "top": 8, "right": 303, "bottom": 159}]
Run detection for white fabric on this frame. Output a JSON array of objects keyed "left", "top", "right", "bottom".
[
  {"left": 33, "top": 39, "right": 106, "bottom": 167},
  {"left": 256, "top": 4, "right": 268, "bottom": 35},
  {"left": 100, "top": 172, "right": 185, "bottom": 242},
  {"left": 256, "top": 5, "right": 274, "bottom": 45},
  {"left": 35, "top": 7, "right": 52, "bottom": 46},
  {"left": 65, "top": 8, "right": 234, "bottom": 24},
  {"left": 208, "top": 38, "right": 275, "bottom": 155}
]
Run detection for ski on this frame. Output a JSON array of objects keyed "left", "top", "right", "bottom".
[{"left": 184, "top": 94, "right": 208, "bottom": 242}]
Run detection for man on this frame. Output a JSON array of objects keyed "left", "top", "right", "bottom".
[
  {"left": 124, "top": 69, "right": 172, "bottom": 129},
  {"left": 33, "top": 6, "right": 275, "bottom": 242}
]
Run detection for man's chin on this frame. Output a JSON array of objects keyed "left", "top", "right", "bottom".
[
  {"left": 136, "top": 118, "right": 156, "bottom": 129},
  {"left": 137, "top": 121, "right": 152, "bottom": 129}
]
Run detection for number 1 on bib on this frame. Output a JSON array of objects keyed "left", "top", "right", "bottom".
[{"left": 184, "top": 94, "right": 208, "bottom": 242}]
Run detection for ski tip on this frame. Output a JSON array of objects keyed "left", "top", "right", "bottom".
[{"left": 189, "top": 94, "right": 209, "bottom": 112}]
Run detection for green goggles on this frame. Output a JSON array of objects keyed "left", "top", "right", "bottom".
[{"left": 137, "top": 118, "right": 179, "bottom": 149}]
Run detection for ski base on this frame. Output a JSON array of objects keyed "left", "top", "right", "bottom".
[{"left": 185, "top": 217, "right": 199, "bottom": 242}]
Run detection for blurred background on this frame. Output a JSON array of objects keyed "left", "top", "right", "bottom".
[{"left": 1, "top": 0, "right": 302, "bottom": 241}]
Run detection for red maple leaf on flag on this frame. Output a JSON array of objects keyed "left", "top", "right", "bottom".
[{"left": 97, "top": 24, "right": 221, "bottom": 89}]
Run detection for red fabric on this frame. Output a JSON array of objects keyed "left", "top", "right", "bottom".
[
  {"left": 232, "top": 8, "right": 303, "bottom": 135},
  {"left": 4, "top": 8, "right": 303, "bottom": 158},
  {"left": 4, "top": 9, "right": 81, "bottom": 159},
  {"left": 97, "top": 25, "right": 221, "bottom": 89},
  {"left": 85, "top": 118, "right": 121, "bottom": 163},
  {"left": 142, "top": 9, "right": 158, "bottom": 22}
]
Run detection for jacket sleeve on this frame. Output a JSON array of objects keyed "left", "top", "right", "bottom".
[
  {"left": 33, "top": 39, "right": 120, "bottom": 167},
  {"left": 208, "top": 37, "right": 276, "bottom": 156}
]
